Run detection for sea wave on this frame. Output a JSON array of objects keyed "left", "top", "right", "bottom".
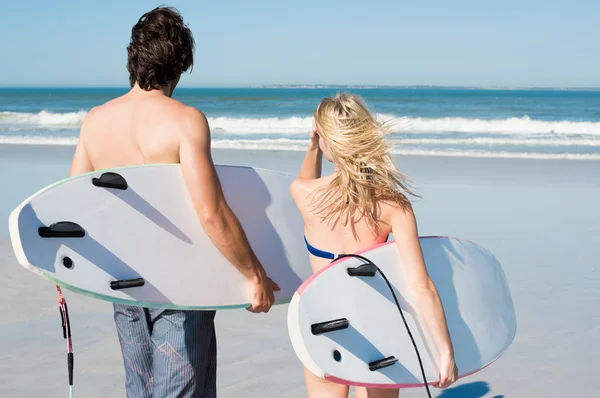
[
  {"left": 186, "top": 115, "right": 600, "bottom": 136},
  {"left": 0, "top": 135, "right": 78, "bottom": 145},
  {"left": 208, "top": 140, "right": 600, "bottom": 160},
  {"left": 208, "top": 116, "right": 314, "bottom": 134},
  {"left": 395, "top": 137, "right": 600, "bottom": 147},
  {"left": 3, "top": 135, "right": 600, "bottom": 149},
  {"left": 2, "top": 135, "right": 598, "bottom": 160},
  {"left": 0, "top": 111, "right": 315, "bottom": 133},
  {"left": 210, "top": 137, "right": 600, "bottom": 149},
  {"left": 2, "top": 110, "right": 600, "bottom": 136},
  {"left": 209, "top": 140, "right": 600, "bottom": 160},
  {"left": 0, "top": 111, "right": 87, "bottom": 128},
  {"left": 391, "top": 116, "right": 600, "bottom": 135}
]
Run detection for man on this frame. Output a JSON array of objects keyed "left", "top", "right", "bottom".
[{"left": 69, "top": 6, "right": 279, "bottom": 397}]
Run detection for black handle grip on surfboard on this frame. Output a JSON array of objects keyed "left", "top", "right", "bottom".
[
  {"left": 110, "top": 278, "right": 145, "bottom": 290},
  {"left": 92, "top": 172, "right": 128, "bottom": 190},
  {"left": 368, "top": 356, "right": 398, "bottom": 371},
  {"left": 346, "top": 263, "right": 378, "bottom": 277},
  {"left": 38, "top": 222, "right": 85, "bottom": 238},
  {"left": 311, "top": 318, "right": 350, "bottom": 335}
]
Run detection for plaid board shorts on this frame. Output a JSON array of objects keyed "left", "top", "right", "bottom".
[{"left": 113, "top": 304, "right": 217, "bottom": 398}]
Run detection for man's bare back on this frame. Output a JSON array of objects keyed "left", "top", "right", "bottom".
[{"left": 73, "top": 85, "right": 190, "bottom": 170}]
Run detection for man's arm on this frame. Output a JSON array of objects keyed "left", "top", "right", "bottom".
[
  {"left": 69, "top": 120, "right": 94, "bottom": 177},
  {"left": 179, "top": 108, "right": 279, "bottom": 312}
]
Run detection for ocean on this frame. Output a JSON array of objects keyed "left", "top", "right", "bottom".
[{"left": 1, "top": 87, "right": 600, "bottom": 160}]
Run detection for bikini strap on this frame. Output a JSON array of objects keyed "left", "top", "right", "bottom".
[{"left": 303, "top": 236, "right": 336, "bottom": 260}]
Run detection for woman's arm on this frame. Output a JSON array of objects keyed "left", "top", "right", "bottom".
[
  {"left": 298, "top": 119, "right": 322, "bottom": 179},
  {"left": 390, "top": 203, "right": 458, "bottom": 388}
]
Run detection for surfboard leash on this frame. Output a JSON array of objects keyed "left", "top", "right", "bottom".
[
  {"left": 336, "top": 253, "right": 433, "bottom": 398},
  {"left": 56, "top": 286, "right": 74, "bottom": 398}
]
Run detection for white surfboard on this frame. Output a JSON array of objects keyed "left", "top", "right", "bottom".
[
  {"left": 287, "top": 237, "right": 516, "bottom": 388},
  {"left": 8, "top": 164, "right": 313, "bottom": 310}
]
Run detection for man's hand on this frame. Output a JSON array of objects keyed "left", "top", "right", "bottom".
[{"left": 246, "top": 277, "right": 280, "bottom": 313}]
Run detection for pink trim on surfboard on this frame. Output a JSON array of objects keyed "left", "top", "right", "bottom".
[
  {"left": 296, "top": 236, "right": 448, "bottom": 296},
  {"left": 420, "top": 235, "right": 479, "bottom": 246},
  {"left": 325, "top": 374, "right": 437, "bottom": 389},
  {"left": 323, "top": 353, "right": 500, "bottom": 389}
]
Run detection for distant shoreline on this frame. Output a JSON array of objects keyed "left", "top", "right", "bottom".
[{"left": 1, "top": 85, "right": 599, "bottom": 92}]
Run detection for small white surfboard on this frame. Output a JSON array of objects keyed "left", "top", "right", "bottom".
[
  {"left": 287, "top": 237, "right": 516, "bottom": 388},
  {"left": 8, "top": 164, "right": 313, "bottom": 310}
]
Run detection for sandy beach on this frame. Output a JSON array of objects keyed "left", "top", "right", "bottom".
[{"left": 1, "top": 144, "right": 599, "bottom": 397}]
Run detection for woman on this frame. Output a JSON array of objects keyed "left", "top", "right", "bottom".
[{"left": 290, "top": 92, "right": 458, "bottom": 398}]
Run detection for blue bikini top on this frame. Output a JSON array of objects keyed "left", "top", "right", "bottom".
[
  {"left": 304, "top": 236, "right": 337, "bottom": 259},
  {"left": 303, "top": 234, "right": 390, "bottom": 260}
]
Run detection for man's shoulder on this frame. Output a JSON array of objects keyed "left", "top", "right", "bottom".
[
  {"left": 178, "top": 103, "right": 208, "bottom": 124},
  {"left": 176, "top": 104, "right": 210, "bottom": 138},
  {"left": 80, "top": 97, "right": 122, "bottom": 127},
  {"left": 79, "top": 105, "right": 104, "bottom": 135}
]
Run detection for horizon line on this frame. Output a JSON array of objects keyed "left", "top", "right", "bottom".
[{"left": 1, "top": 84, "right": 600, "bottom": 91}]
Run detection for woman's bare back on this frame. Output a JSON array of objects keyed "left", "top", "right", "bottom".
[{"left": 291, "top": 175, "right": 394, "bottom": 273}]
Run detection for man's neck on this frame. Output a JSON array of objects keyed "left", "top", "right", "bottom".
[{"left": 130, "top": 83, "right": 173, "bottom": 98}]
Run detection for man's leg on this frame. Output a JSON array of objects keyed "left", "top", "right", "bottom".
[
  {"left": 149, "top": 309, "right": 217, "bottom": 398},
  {"left": 113, "top": 303, "right": 154, "bottom": 398}
]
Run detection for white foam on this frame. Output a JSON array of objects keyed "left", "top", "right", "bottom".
[
  {"left": 208, "top": 116, "right": 313, "bottom": 134},
  {"left": 0, "top": 112, "right": 314, "bottom": 134},
  {"left": 1, "top": 135, "right": 598, "bottom": 160},
  {"left": 211, "top": 139, "right": 308, "bottom": 151},
  {"left": 389, "top": 149, "right": 600, "bottom": 161},
  {"left": 198, "top": 115, "right": 600, "bottom": 136},
  {"left": 203, "top": 115, "right": 600, "bottom": 136},
  {"left": 389, "top": 116, "right": 600, "bottom": 135},
  {"left": 2, "top": 111, "right": 600, "bottom": 136},
  {"left": 3, "top": 134, "right": 599, "bottom": 149},
  {"left": 209, "top": 139, "right": 600, "bottom": 160},
  {"left": 211, "top": 137, "right": 600, "bottom": 149},
  {"left": 395, "top": 137, "right": 600, "bottom": 147},
  {"left": 0, "top": 111, "right": 87, "bottom": 128},
  {"left": 0, "top": 135, "right": 78, "bottom": 146}
]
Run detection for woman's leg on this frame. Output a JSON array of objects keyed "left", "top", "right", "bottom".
[
  {"left": 304, "top": 367, "right": 350, "bottom": 398},
  {"left": 355, "top": 387, "right": 400, "bottom": 398}
]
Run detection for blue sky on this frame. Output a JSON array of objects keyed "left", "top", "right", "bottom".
[{"left": 1, "top": 0, "right": 598, "bottom": 88}]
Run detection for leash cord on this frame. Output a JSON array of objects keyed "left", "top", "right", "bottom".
[
  {"left": 57, "top": 286, "right": 74, "bottom": 398},
  {"left": 336, "top": 253, "right": 433, "bottom": 398}
]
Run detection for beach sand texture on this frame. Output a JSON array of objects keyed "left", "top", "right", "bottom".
[{"left": 1, "top": 145, "right": 599, "bottom": 397}]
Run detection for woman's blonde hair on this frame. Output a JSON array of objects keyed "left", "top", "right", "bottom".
[{"left": 310, "top": 92, "right": 416, "bottom": 233}]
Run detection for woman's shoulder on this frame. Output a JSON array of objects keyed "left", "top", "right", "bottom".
[
  {"left": 289, "top": 175, "right": 333, "bottom": 203},
  {"left": 378, "top": 194, "right": 416, "bottom": 224}
]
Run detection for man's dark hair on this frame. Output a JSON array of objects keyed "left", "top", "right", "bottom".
[{"left": 127, "top": 6, "right": 194, "bottom": 90}]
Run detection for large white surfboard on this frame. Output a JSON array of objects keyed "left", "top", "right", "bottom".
[
  {"left": 8, "top": 164, "right": 313, "bottom": 310},
  {"left": 287, "top": 237, "right": 516, "bottom": 388}
]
